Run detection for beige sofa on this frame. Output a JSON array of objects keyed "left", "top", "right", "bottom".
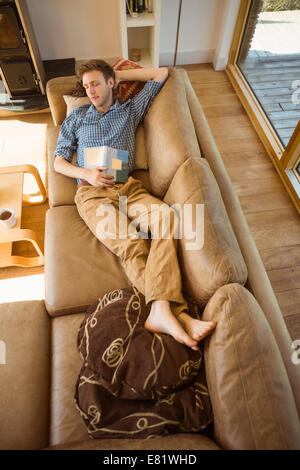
[{"left": 0, "top": 67, "right": 299, "bottom": 450}]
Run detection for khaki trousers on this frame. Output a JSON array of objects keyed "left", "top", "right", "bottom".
[{"left": 75, "top": 176, "right": 188, "bottom": 317}]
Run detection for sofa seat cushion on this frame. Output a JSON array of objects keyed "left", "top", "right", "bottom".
[
  {"left": 164, "top": 157, "right": 247, "bottom": 306},
  {"left": 0, "top": 301, "right": 50, "bottom": 450},
  {"left": 46, "top": 432, "right": 220, "bottom": 450},
  {"left": 203, "top": 283, "right": 300, "bottom": 450},
  {"left": 75, "top": 286, "right": 213, "bottom": 439},
  {"left": 45, "top": 205, "right": 130, "bottom": 316}
]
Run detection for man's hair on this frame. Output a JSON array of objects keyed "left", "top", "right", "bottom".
[{"left": 77, "top": 59, "right": 115, "bottom": 83}]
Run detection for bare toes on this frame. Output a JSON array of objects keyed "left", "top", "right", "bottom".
[
  {"left": 192, "top": 322, "right": 216, "bottom": 341},
  {"left": 177, "top": 334, "right": 198, "bottom": 349},
  {"left": 193, "top": 330, "right": 211, "bottom": 341}
]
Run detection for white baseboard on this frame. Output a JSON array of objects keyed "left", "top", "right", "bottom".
[
  {"left": 159, "top": 49, "right": 215, "bottom": 66},
  {"left": 212, "top": 54, "right": 228, "bottom": 71},
  {"left": 76, "top": 50, "right": 219, "bottom": 69}
]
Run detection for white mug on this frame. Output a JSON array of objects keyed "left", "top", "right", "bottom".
[{"left": 0, "top": 208, "right": 16, "bottom": 228}]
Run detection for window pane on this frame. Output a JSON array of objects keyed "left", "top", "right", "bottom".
[{"left": 237, "top": 0, "right": 300, "bottom": 148}]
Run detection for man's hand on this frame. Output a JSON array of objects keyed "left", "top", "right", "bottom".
[
  {"left": 84, "top": 167, "right": 115, "bottom": 188},
  {"left": 113, "top": 76, "right": 120, "bottom": 90},
  {"left": 54, "top": 157, "right": 115, "bottom": 188}
]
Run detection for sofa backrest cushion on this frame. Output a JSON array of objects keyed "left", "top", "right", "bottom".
[
  {"left": 164, "top": 157, "right": 248, "bottom": 306},
  {"left": 144, "top": 68, "right": 201, "bottom": 199},
  {"left": 203, "top": 283, "right": 300, "bottom": 450}
]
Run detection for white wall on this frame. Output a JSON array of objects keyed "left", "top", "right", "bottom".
[
  {"left": 213, "top": 0, "right": 241, "bottom": 70},
  {"left": 160, "top": 0, "right": 225, "bottom": 66},
  {"left": 26, "top": 0, "right": 239, "bottom": 69},
  {"left": 26, "top": 0, "right": 122, "bottom": 62}
]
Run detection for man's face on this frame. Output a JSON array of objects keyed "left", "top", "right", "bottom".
[{"left": 82, "top": 70, "right": 114, "bottom": 110}]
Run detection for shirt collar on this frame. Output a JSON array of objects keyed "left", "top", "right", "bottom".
[{"left": 86, "top": 98, "right": 122, "bottom": 116}]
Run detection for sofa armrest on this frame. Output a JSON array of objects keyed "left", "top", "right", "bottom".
[
  {"left": 203, "top": 284, "right": 300, "bottom": 450},
  {"left": 46, "top": 126, "right": 77, "bottom": 207},
  {"left": 180, "top": 68, "right": 300, "bottom": 415},
  {"left": 0, "top": 301, "right": 51, "bottom": 449}
]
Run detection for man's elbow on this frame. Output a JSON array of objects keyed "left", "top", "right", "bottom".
[
  {"left": 54, "top": 155, "right": 63, "bottom": 173},
  {"left": 154, "top": 67, "right": 168, "bottom": 83},
  {"left": 53, "top": 156, "right": 59, "bottom": 172}
]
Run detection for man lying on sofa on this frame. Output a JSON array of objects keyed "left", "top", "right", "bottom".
[{"left": 54, "top": 59, "right": 216, "bottom": 351}]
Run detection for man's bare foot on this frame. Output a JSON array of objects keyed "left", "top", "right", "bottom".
[
  {"left": 144, "top": 300, "right": 199, "bottom": 350},
  {"left": 178, "top": 312, "right": 216, "bottom": 342}
]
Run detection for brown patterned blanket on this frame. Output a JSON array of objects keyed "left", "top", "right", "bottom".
[{"left": 74, "top": 286, "right": 213, "bottom": 439}]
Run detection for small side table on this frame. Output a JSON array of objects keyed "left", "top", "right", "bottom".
[{"left": 0, "top": 164, "right": 47, "bottom": 268}]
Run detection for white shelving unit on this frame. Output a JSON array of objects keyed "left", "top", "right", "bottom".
[{"left": 119, "top": 0, "right": 161, "bottom": 68}]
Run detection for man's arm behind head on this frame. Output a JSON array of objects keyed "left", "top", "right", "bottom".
[{"left": 115, "top": 66, "right": 168, "bottom": 86}]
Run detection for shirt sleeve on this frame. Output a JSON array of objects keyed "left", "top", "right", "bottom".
[
  {"left": 54, "top": 111, "right": 78, "bottom": 162},
  {"left": 130, "top": 79, "right": 164, "bottom": 127}
]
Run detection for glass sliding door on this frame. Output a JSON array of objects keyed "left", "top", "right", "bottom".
[
  {"left": 237, "top": 0, "right": 300, "bottom": 148},
  {"left": 227, "top": 0, "right": 300, "bottom": 213}
]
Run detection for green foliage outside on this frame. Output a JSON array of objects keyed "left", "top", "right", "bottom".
[{"left": 262, "top": 0, "right": 300, "bottom": 11}]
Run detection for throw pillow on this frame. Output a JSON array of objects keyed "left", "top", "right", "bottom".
[
  {"left": 111, "top": 57, "right": 145, "bottom": 104},
  {"left": 63, "top": 95, "right": 90, "bottom": 116},
  {"left": 74, "top": 286, "right": 213, "bottom": 439}
]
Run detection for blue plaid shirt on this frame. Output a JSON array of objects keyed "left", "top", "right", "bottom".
[{"left": 55, "top": 80, "right": 163, "bottom": 183}]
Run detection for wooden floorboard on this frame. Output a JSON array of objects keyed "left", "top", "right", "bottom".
[
  {"left": 0, "top": 112, "right": 51, "bottom": 281},
  {"left": 239, "top": 54, "right": 300, "bottom": 145},
  {"left": 182, "top": 63, "right": 300, "bottom": 341},
  {"left": 260, "top": 245, "right": 300, "bottom": 271}
]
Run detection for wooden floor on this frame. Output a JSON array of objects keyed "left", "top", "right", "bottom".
[
  {"left": 0, "top": 112, "right": 52, "bottom": 280},
  {"left": 0, "top": 63, "right": 299, "bottom": 340},
  {"left": 182, "top": 63, "right": 300, "bottom": 341},
  {"left": 238, "top": 10, "right": 300, "bottom": 146},
  {"left": 239, "top": 53, "right": 300, "bottom": 146}
]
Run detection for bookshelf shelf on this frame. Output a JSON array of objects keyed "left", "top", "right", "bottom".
[
  {"left": 126, "top": 12, "right": 155, "bottom": 27},
  {"left": 119, "top": 0, "right": 161, "bottom": 68}
]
